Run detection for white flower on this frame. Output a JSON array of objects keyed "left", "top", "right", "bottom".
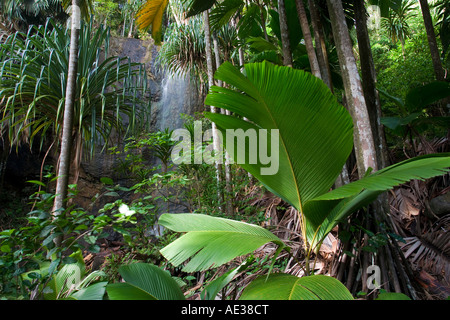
[{"left": 118, "top": 204, "right": 135, "bottom": 216}]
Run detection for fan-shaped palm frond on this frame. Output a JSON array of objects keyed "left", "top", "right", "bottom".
[
  {"left": 181, "top": 0, "right": 216, "bottom": 18},
  {"left": 206, "top": 62, "right": 450, "bottom": 249},
  {"left": 106, "top": 263, "right": 185, "bottom": 300},
  {"left": 240, "top": 274, "right": 354, "bottom": 300},
  {"left": 159, "top": 62, "right": 450, "bottom": 277},
  {"left": 209, "top": 0, "right": 243, "bottom": 31},
  {"left": 400, "top": 215, "right": 450, "bottom": 282},
  {"left": 159, "top": 213, "right": 286, "bottom": 272}
]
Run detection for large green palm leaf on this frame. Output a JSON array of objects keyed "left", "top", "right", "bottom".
[
  {"left": 159, "top": 213, "right": 285, "bottom": 272},
  {"left": 205, "top": 62, "right": 450, "bottom": 249},
  {"left": 205, "top": 61, "right": 354, "bottom": 211},
  {"left": 160, "top": 61, "right": 450, "bottom": 277},
  {"left": 106, "top": 263, "right": 185, "bottom": 300},
  {"left": 240, "top": 274, "right": 354, "bottom": 300}
]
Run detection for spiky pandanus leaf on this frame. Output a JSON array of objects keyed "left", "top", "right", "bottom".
[{"left": 0, "top": 19, "right": 148, "bottom": 158}]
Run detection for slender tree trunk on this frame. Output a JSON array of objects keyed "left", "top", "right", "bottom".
[
  {"left": 354, "top": 0, "right": 389, "bottom": 170},
  {"left": 53, "top": 0, "right": 80, "bottom": 214},
  {"left": 308, "top": 0, "right": 333, "bottom": 91},
  {"left": 204, "top": 10, "right": 224, "bottom": 211},
  {"left": 278, "top": 0, "right": 293, "bottom": 67},
  {"left": 232, "top": 14, "right": 254, "bottom": 185},
  {"left": 326, "top": 0, "right": 378, "bottom": 177},
  {"left": 255, "top": 0, "right": 269, "bottom": 41},
  {"left": 213, "top": 32, "right": 234, "bottom": 216},
  {"left": 418, "top": 0, "right": 445, "bottom": 81},
  {"left": 122, "top": 14, "right": 127, "bottom": 37},
  {"left": 128, "top": 18, "right": 134, "bottom": 38},
  {"left": 295, "top": 0, "right": 321, "bottom": 77},
  {"left": 52, "top": 0, "right": 80, "bottom": 245}
]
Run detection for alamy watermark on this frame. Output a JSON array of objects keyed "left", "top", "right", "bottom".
[
  {"left": 366, "top": 264, "right": 382, "bottom": 290},
  {"left": 367, "top": 5, "right": 381, "bottom": 30},
  {"left": 170, "top": 121, "right": 280, "bottom": 176}
]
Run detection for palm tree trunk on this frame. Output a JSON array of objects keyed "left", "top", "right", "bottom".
[
  {"left": 122, "top": 14, "right": 127, "bottom": 37},
  {"left": 204, "top": 10, "right": 224, "bottom": 211},
  {"left": 295, "top": 0, "right": 321, "bottom": 77},
  {"left": 354, "top": 0, "right": 389, "bottom": 170},
  {"left": 308, "top": 0, "right": 333, "bottom": 91},
  {"left": 128, "top": 18, "right": 134, "bottom": 38},
  {"left": 278, "top": 0, "right": 293, "bottom": 67},
  {"left": 257, "top": 1, "right": 269, "bottom": 41},
  {"left": 52, "top": 0, "right": 80, "bottom": 244},
  {"left": 354, "top": 1, "right": 393, "bottom": 293},
  {"left": 418, "top": 0, "right": 445, "bottom": 81},
  {"left": 326, "top": 0, "right": 378, "bottom": 177}
]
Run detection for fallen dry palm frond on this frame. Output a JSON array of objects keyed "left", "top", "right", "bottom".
[
  {"left": 389, "top": 187, "right": 422, "bottom": 234},
  {"left": 399, "top": 214, "right": 450, "bottom": 285}
]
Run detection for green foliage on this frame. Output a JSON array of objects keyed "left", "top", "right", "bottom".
[
  {"left": 209, "top": 0, "right": 244, "bottom": 31},
  {"left": 380, "top": 0, "right": 417, "bottom": 45},
  {"left": 105, "top": 262, "right": 354, "bottom": 301},
  {"left": 372, "top": 8, "right": 437, "bottom": 105},
  {"left": 92, "top": 0, "right": 121, "bottom": 32},
  {"left": 201, "top": 257, "right": 252, "bottom": 300},
  {"left": 182, "top": 0, "right": 217, "bottom": 18},
  {"left": 379, "top": 81, "right": 450, "bottom": 136},
  {"left": 159, "top": 62, "right": 450, "bottom": 284},
  {"left": 0, "top": 0, "right": 69, "bottom": 31},
  {"left": 157, "top": 16, "right": 208, "bottom": 79},
  {"left": 159, "top": 213, "right": 286, "bottom": 272},
  {"left": 240, "top": 274, "right": 354, "bottom": 300},
  {"left": 376, "top": 32, "right": 436, "bottom": 100},
  {"left": 42, "top": 250, "right": 107, "bottom": 300},
  {"left": 0, "top": 18, "right": 149, "bottom": 159},
  {"left": 106, "top": 263, "right": 185, "bottom": 300},
  {"left": 375, "top": 290, "right": 411, "bottom": 300},
  {"left": 268, "top": 0, "right": 302, "bottom": 51},
  {"left": 434, "top": 0, "right": 450, "bottom": 58},
  {"left": 0, "top": 179, "right": 147, "bottom": 299}
]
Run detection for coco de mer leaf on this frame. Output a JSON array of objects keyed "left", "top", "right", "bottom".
[
  {"left": 205, "top": 61, "right": 450, "bottom": 254},
  {"left": 107, "top": 263, "right": 185, "bottom": 300},
  {"left": 205, "top": 61, "right": 354, "bottom": 211},
  {"left": 159, "top": 213, "right": 286, "bottom": 272},
  {"left": 304, "top": 153, "right": 450, "bottom": 245},
  {"left": 240, "top": 274, "right": 354, "bottom": 300}
]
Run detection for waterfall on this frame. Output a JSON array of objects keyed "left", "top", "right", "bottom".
[{"left": 156, "top": 71, "right": 196, "bottom": 132}]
